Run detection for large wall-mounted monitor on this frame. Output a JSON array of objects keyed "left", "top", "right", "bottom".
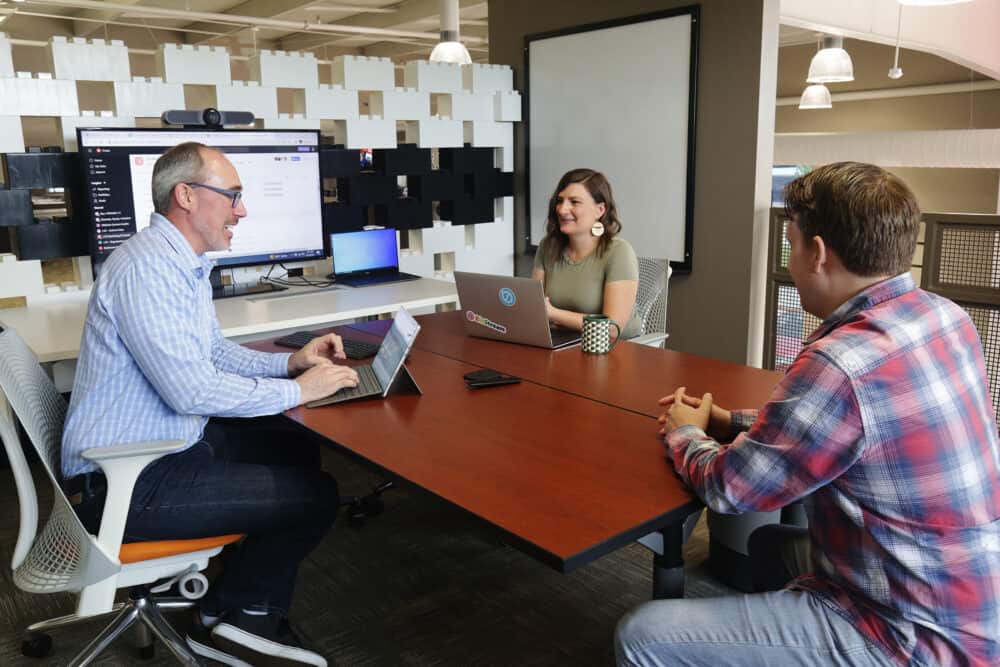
[{"left": 77, "top": 127, "right": 325, "bottom": 276}]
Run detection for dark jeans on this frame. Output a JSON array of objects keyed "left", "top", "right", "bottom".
[{"left": 72, "top": 415, "right": 339, "bottom": 615}]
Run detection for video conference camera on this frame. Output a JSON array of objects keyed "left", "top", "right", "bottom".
[{"left": 161, "top": 108, "right": 255, "bottom": 129}]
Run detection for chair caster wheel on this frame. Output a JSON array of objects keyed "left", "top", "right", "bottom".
[
  {"left": 21, "top": 633, "right": 53, "bottom": 658},
  {"left": 139, "top": 643, "right": 155, "bottom": 660}
]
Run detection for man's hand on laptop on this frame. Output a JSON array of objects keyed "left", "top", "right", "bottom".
[
  {"left": 295, "top": 362, "right": 359, "bottom": 404},
  {"left": 288, "top": 333, "right": 347, "bottom": 376}
]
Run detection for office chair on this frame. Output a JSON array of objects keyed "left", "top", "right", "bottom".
[
  {"left": 0, "top": 327, "right": 242, "bottom": 666},
  {"left": 630, "top": 257, "right": 672, "bottom": 347}
]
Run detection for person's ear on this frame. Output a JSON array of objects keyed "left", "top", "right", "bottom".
[
  {"left": 595, "top": 202, "right": 607, "bottom": 220},
  {"left": 810, "top": 235, "right": 828, "bottom": 274},
  {"left": 174, "top": 182, "right": 194, "bottom": 213}
]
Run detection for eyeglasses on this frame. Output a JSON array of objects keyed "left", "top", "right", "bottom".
[{"left": 185, "top": 182, "right": 243, "bottom": 209}]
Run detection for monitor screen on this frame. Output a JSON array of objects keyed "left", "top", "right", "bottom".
[
  {"left": 331, "top": 228, "right": 399, "bottom": 275},
  {"left": 77, "top": 127, "right": 325, "bottom": 275}
]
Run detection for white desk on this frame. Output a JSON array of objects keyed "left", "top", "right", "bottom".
[{"left": 0, "top": 278, "right": 458, "bottom": 363}]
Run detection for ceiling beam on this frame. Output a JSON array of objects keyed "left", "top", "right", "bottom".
[
  {"left": 71, "top": 0, "right": 143, "bottom": 37},
  {"left": 179, "top": 0, "right": 320, "bottom": 36}
]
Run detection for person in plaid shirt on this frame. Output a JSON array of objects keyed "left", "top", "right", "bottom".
[{"left": 615, "top": 162, "right": 1000, "bottom": 666}]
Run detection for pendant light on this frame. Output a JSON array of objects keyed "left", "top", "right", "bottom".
[
  {"left": 798, "top": 84, "right": 833, "bottom": 109},
  {"left": 807, "top": 35, "right": 854, "bottom": 84},
  {"left": 429, "top": 0, "right": 471, "bottom": 65}
]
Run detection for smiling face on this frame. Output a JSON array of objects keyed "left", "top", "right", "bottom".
[
  {"left": 185, "top": 149, "right": 247, "bottom": 254},
  {"left": 553, "top": 182, "right": 607, "bottom": 238}
]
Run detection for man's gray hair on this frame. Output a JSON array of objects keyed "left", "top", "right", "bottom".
[{"left": 151, "top": 142, "right": 208, "bottom": 214}]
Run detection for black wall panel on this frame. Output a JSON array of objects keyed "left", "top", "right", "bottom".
[
  {"left": 3, "top": 152, "right": 77, "bottom": 189},
  {"left": 340, "top": 174, "right": 396, "bottom": 206},
  {"left": 374, "top": 198, "right": 433, "bottom": 230},
  {"left": 14, "top": 218, "right": 88, "bottom": 260},
  {"left": 0, "top": 189, "right": 33, "bottom": 227},
  {"left": 373, "top": 144, "right": 431, "bottom": 176},
  {"left": 439, "top": 198, "right": 495, "bottom": 226},
  {"left": 439, "top": 146, "right": 493, "bottom": 174},
  {"left": 319, "top": 147, "right": 362, "bottom": 178},
  {"left": 409, "top": 172, "right": 462, "bottom": 202}
]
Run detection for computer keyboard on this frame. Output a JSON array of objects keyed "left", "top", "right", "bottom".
[
  {"left": 329, "top": 364, "right": 381, "bottom": 400},
  {"left": 273, "top": 331, "right": 379, "bottom": 360}
]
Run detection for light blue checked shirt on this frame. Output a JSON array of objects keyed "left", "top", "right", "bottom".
[{"left": 62, "top": 214, "right": 300, "bottom": 477}]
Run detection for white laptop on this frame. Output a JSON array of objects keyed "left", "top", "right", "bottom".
[{"left": 453, "top": 271, "right": 581, "bottom": 350}]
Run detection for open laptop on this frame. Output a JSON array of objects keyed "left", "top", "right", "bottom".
[
  {"left": 329, "top": 228, "right": 420, "bottom": 287},
  {"left": 306, "top": 307, "right": 422, "bottom": 407},
  {"left": 453, "top": 271, "right": 581, "bottom": 350}
]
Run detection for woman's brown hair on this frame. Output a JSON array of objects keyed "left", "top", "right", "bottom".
[{"left": 541, "top": 169, "right": 622, "bottom": 266}]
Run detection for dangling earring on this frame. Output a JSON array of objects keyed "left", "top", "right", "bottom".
[{"left": 591, "top": 220, "right": 605, "bottom": 237}]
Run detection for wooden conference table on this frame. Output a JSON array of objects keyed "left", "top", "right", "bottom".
[{"left": 254, "top": 311, "right": 782, "bottom": 597}]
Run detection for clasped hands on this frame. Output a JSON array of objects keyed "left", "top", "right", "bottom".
[
  {"left": 658, "top": 386, "right": 731, "bottom": 441},
  {"left": 288, "top": 333, "right": 359, "bottom": 403}
]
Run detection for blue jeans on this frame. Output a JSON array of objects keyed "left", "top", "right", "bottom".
[
  {"left": 73, "top": 415, "right": 339, "bottom": 615},
  {"left": 614, "top": 590, "right": 897, "bottom": 667}
]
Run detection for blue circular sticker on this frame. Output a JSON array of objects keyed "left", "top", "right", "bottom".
[{"left": 498, "top": 287, "right": 517, "bottom": 307}]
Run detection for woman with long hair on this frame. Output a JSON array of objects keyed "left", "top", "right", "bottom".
[{"left": 531, "top": 168, "right": 639, "bottom": 339}]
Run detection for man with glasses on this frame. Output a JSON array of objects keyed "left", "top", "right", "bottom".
[{"left": 62, "top": 142, "right": 356, "bottom": 667}]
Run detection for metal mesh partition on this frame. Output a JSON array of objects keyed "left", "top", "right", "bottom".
[
  {"left": 773, "top": 283, "right": 823, "bottom": 372},
  {"left": 937, "top": 226, "right": 1000, "bottom": 290},
  {"left": 962, "top": 303, "right": 1000, "bottom": 423}
]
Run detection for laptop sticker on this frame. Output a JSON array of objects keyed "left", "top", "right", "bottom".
[
  {"left": 498, "top": 287, "right": 517, "bottom": 307},
  {"left": 466, "top": 310, "right": 508, "bottom": 334}
]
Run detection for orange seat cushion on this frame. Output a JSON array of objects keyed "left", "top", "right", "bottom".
[{"left": 119, "top": 534, "right": 244, "bottom": 564}]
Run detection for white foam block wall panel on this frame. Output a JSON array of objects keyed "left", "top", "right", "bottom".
[
  {"left": 494, "top": 91, "right": 521, "bottom": 122},
  {"left": 398, "top": 250, "right": 435, "bottom": 278},
  {"left": 334, "top": 117, "right": 396, "bottom": 148},
  {"left": 216, "top": 81, "right": 278, "bottom": 120},
  {"left": 248, "top": 50, "right": 318, "bottom": 89},
  {"left": 331, "top": 56, "right": 394, "bottom": 91},
  {"left": 0, "top": 33, "right": 16, "bottom": 78},
  {"left": 0, "top": 254, "right": 44, "bottom": 299},
  {"left": 439, "top": 92, "right": 494, "bottom": 121},
  {"left": 304, "top": 85, "right": 359, "bottom": 120},
  {"left": 0, "top": 75, "right": 79, "bottom": 116},
  {"left": 464, "top": 121, "right": 513, "bottom": 148},
  {"left": 156, "top": 44, "right": 231, "bottom": 86},
  {"left": 60, "top": 112, "right": 136, "bottom": 150},
  {"left": 0, "top": 115, "right": 24, "bottom": 153},
  {"left": 463, "top": 63, "right": 514, "bottom": 93},
  {"left": 48, "top": 37, "right": 131, "bottom": 82},
  {"left": 369, "top": 88, "right": 429, "bottom": 120},
  {"left": 404, "top": 61, "right": 463, "bottom": 93},
  {"left": 261, "top": 114, "right": 320, "bottom": 129},
  {"left": 113, "top": 77, "right": 185, "bottom": 117},
  {"left": 405, "top": 119, "right": 463, "bottom": 148}
]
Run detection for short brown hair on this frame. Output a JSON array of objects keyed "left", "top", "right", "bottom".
[
  {"left": 151, "top": 142, "right": 208, "bottom": 214},
  {"left": 542, "top": 168, "right": 622, "bottom": 266},
  {"left": 784, "top": 162, "right": 920, "bottom": 277}
]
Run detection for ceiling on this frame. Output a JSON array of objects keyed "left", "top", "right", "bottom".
[
  {"left": 0, "top": 1, "right": 990, "bottom": 89},
  {"left": 0, "top": 0, "right": 490, "bottom": 63}
]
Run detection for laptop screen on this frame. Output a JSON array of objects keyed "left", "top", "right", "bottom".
[
  {"left": 372, "top": 308, "right": 421, "bottom": 391},
  {"left": 331, "top": 228, "right": 399, "bottom": 276}
]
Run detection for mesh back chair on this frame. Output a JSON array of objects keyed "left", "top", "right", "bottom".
[
  {"left": 630, "top": 257, "right": 672, "bottom": 347},
  {"left": 0, "top": 327, "right": 242, "bottom": 666}
]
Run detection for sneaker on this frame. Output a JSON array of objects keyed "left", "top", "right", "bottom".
[
  {"left": 186, "top": 612, "right": 252, "bottom": 667},
  {"left": 211, "top": 609, "right": 327, "bottom": 667}
]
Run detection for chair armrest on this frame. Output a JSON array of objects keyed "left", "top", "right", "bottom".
[
  {"left": 82, "top": 439, "right": 188, "bottom": 462},
  {"left": 630, "top": 332, "right": 670, "bottom": 348},
  {"left": 81, "top": 439, "right": 187, "bottom": 560}
]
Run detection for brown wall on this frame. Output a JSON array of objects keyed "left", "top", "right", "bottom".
[{"left": 490, "top": 0, "right": 771, "bottom": 363}]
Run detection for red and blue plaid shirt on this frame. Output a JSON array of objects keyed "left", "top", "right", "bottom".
[{"left": 666, "top": 273, "right": 1000, "bottom": 666}]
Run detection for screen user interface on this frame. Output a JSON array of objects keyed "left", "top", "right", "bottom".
[
  {"left": 331, "top": 228, "right": 399, "bottom": 275},
  {"left": 78, "top": 128, "right": 324, "bottom": 274},
  {"left": 372, "top": 308, "right": 420, "bottom": 390}
]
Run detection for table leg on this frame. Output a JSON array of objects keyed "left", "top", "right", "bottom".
[{"left": 651, "top": 522, "right": 684, "bottom": 599}]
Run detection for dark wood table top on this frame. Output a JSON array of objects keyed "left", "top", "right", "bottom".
[
  {"left": 345, "top": 311, "right": 784, "bottom": 418},
  {"left": 251, "top": 313, "right": 781, "bottom": 572}
]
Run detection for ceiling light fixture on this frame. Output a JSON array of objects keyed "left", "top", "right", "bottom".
[
  {"left": 888, "top": 5, "right": 904, "bottom": 79},
  {"left": 798, "top": 84, "right": 833, "bottom": 109},
  {"left": 807, "top": 35, "right": 854, "bottom": 83},
  {"left": 429, "top": 0, "right": 471, "bottom": 65}
]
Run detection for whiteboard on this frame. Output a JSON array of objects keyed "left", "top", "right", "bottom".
[{"left": 527, "top": 9, "right": 698, "bottom": 270}]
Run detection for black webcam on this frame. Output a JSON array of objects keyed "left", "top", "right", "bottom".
[{"left": 161, "top": 108, "right": 255, "bottom": 129}]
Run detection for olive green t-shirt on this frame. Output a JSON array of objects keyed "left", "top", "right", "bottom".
[{"left": 533, "top": 236, "right": 641, "bottom": 339}]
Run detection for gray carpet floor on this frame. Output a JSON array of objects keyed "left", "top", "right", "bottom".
[{"left": 0, "top": 445, "right": 738, "bottom": 666}]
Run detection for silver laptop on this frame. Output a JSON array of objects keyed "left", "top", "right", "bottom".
[
  {"left": 306, "top": 307, "right": 422, "bottom": 407},
  {"left": 454, "top": 271, "right": 581, "bottom": 350}
]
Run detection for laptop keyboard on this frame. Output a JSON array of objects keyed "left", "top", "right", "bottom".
[
  {"left": 331, "top": 363, "right": 381, "bottom": 400},
  {"left": 273, "top": 331, "right": 379, "bottom": 359}
]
